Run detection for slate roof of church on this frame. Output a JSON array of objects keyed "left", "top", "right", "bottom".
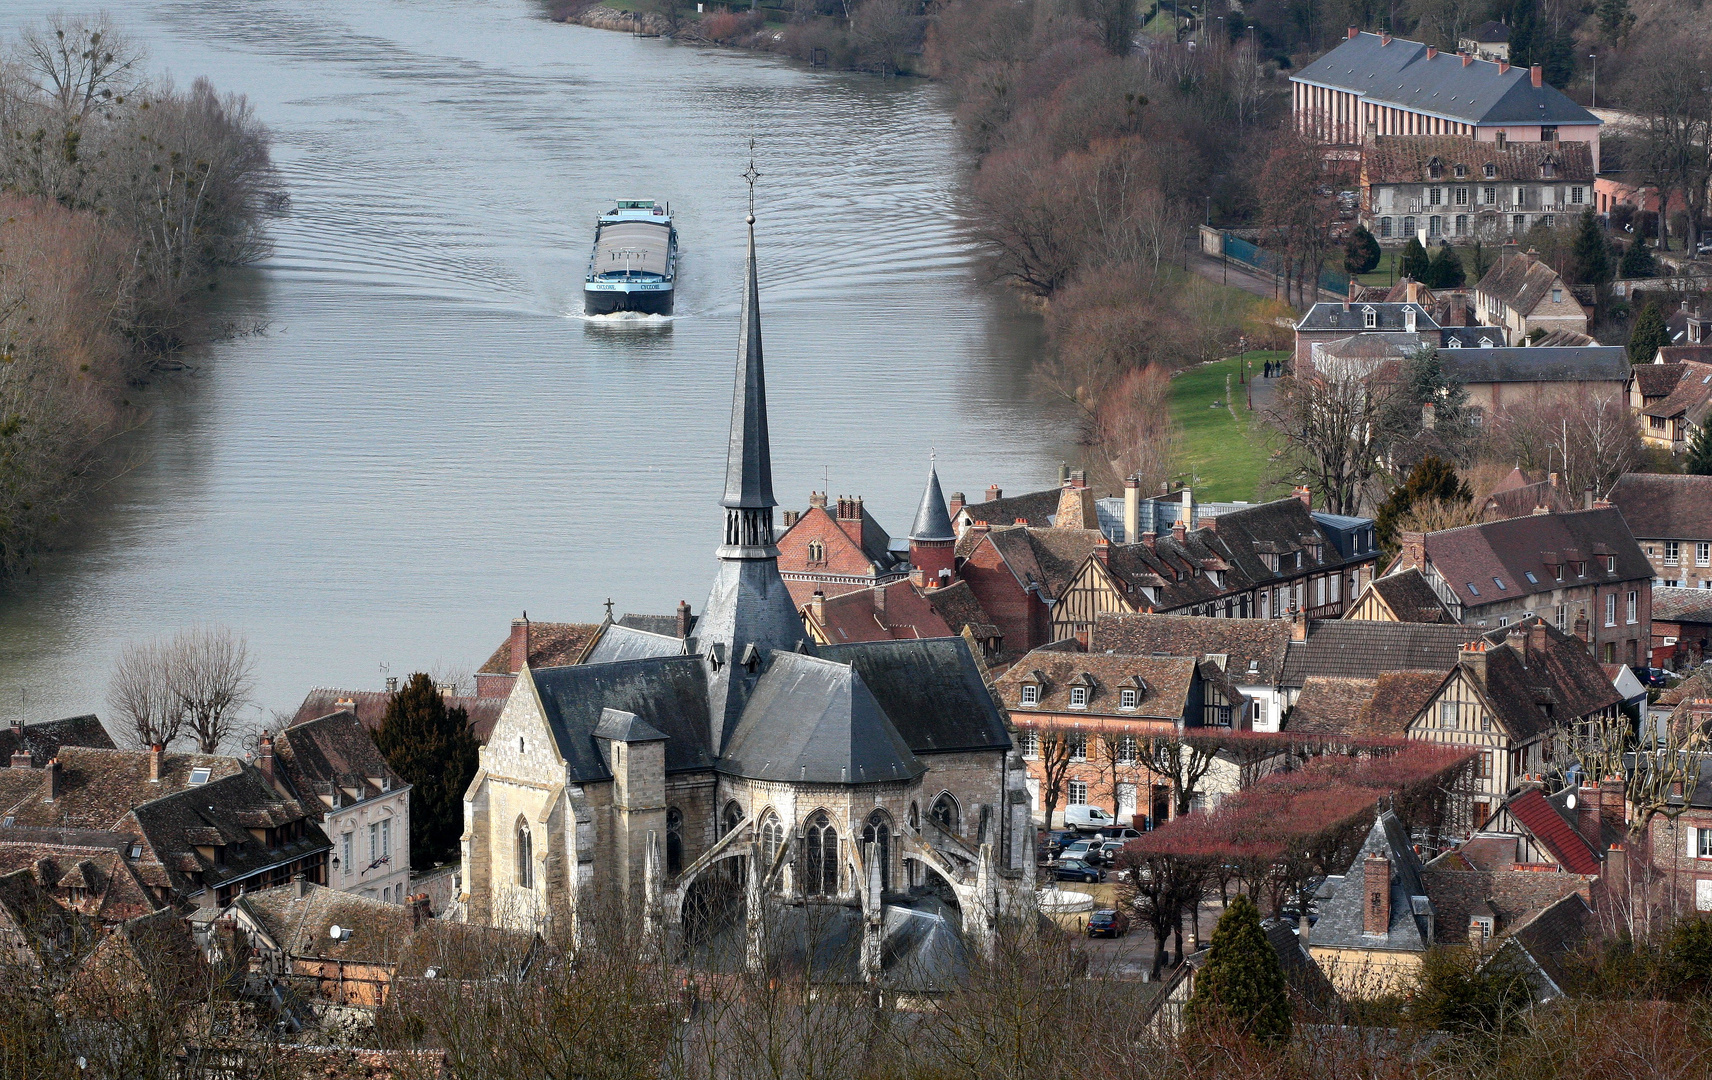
[
  {"left": 818, "top": 638, "right": 1011, "bottom": 755},
  {"left": 719, "top": 653, "right": 925, "bottom": 784},
  {"left": 529, "top": 657, "right": 714, "bottom": 781},
  {"left": 583, "top": 624, "right": 686, "bottom": 665}
]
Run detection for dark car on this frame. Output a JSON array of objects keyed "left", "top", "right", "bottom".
[
  {"left": 1087, "top": 909, "right": 1130, "bottom": 938},
  {"left": 1053, "top": 859, "right": 1104, "bottom": 883},
  {"left": 1639, "top": 667, "right": 1673, "bottom": 688},
  {"left": 1045, "top": 829, "right": 1082, "bottom": 856}
]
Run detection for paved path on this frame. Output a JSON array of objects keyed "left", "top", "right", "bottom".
[{"left": 1187, "top": 251, "right": 1344, "bottom": 305}]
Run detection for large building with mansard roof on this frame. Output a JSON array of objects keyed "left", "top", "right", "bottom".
[{"left": 458, "top": 212, "right": 1033, "bottom": 974}]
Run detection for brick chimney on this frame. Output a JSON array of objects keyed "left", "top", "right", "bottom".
[
  {"left": 1400, "top": 532, "right": 1426, "bottom": 570},
  {"left": 148, "top": 743, "right": 163, "bottom": 784},
  {"left": 1421, "top": 401, "right": 1437, "bottom": 430},
  {"left": 809, "top": 589, "right": 826, "bottom": 626},
  {"left": 1531, "top": 64, "right": 1542, "bottom": 88},
  {"left": 971, "top": 519, "right": 991, "bottom": 539},
  {"left": 1426, "top": 44, "right": 1437, "bottom": 59},
  {"left": 1142, "top": 530, "right": 1157, "bottom": 553},
  {"left": 985, "top": 484, "right": 1002, "bottom": 503},
  {"left": 9, "top": 749, "right": 31, "bottom": 769},
  {"left": 1506, "top": 626, "right": 1529, "bottom": 664},
  {"left": 44, "top": 758, "right": 60, "bottom": 802},
  {"left": 1599, "top": 776, "right": 1627, "bottom": 831},
  {"left": 1576, "top": 784, "right": 1602, "bottom": 850},
  {"left": 1460, "top": 640, "right": 1488, "bottom": 685},
  {"left": 1573, "top": 607, "right": 1589, "bottom": 642},
  {"left": 676, "top": 600, "right": 693, "bottom": 638},
  {"left": 781, "top": 509, "right": 799, "bottom": 528},
  {"left": 410, "top": 892, "right": 431, "bottom": 929},
  {"left": 1347, "top": 25, "right": 1358, "bottom": 39},
  {"left": 1171, "top": 519, "right": 1187, "bottom": 544},
  {"left": 948, "top": 491, "right": 965, "bottom": 518},
  {"left": 1381, "top": 31, "right": 1391, "bottom": 45},
  {"left": 510, "top": 615, "right": 531, "bottom": 673},
  {"left": 1290, "top": 606, "right": 1308, "bottom": 641},
  {"left": 809, "top": 491, "right": 828, "bottom": 509},
  {"left": 258, "top": 734, "right": 275, "bottom": 783},
  {"left": 1460, "top": 50, "right": 1472, "bottom": 67},
  {"left": 1094, "top": 537, "right": 1110, "bottom": 567},
  {"left": 8, "top": 719, "right": 20, "bottom": 738},
  {"left": 1529, "top": 621, "right": 1548, "bottom": 657},
  {"left": 1498, "top": 59, "right": 1509, "bottom": 75},
  {"left": 1293, "top": 485, "right": 1312, "bottom": 509},
  {"left": 1363, "top": 852, "right": 1391, "bottom": 935},
  {"left": 1604, "top": 843, "right": 1627, "bottom": 889}
]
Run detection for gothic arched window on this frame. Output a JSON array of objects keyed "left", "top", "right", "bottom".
[
  {"left": 861, "top": 810, "right": 892, "bottom": 894},
  {"left": 666, "top": 807, "right": 683, "bottom": 877},
  {"left": 722, "top": 801, "right": 744, "bottom": 837},
  {"left": 908, "top": 801, "right": 919, "bottom": 831},
  {"left": 807, "top": 540, "right": 825, "bottom": 563},
  {"left": 930, "top": 792, "right": 960, "bottom": 834},
  {"left": 759, "top": 810, "right": 784, "bottom": 869},
  {"left": 515, "top": 818, "right": 533, "bottom": 888},
  {"left": 802, "top": 811, "right": 839, "bottom": 896}
]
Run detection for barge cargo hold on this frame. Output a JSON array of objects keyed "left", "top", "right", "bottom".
[{"left": 584, "top": 200, "right": 677, "bottom": 315}]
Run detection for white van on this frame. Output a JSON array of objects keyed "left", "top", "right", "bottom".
[{"left": 1064, "top": 805, "right": 1117, "bottom": 831}]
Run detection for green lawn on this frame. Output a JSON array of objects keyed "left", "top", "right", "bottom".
[
  {"left": 1354, "top": 246, "right": 1501, "bottom": 289},
  {"left": 1169, "top": 351, "right": 1287, "bottom": 503}
]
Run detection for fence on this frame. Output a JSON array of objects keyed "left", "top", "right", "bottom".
[{"left": 1214, "top": 230, "right": 1351, "bottom": 298}]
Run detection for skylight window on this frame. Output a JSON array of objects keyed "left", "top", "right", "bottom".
[
  {"left": 1494, "top": 577, "right": 1507, "bottom": 591},
  {"left": 189, "top": 767, "right": 212, "bottom": 785},
  {"left": 1467, "top": 583, "right": 1481, "bottom": 596},
  {"left": 1525, "top": 571, "right": 1538, "bottom": 584}
]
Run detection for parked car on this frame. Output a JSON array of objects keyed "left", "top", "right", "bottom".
[
  {"left": 1639, "top": 667, "right": 1672, "bottom": 688},
  {"left": 1277, "top": 905, "right": 1319, "bottom": 927},
  {"left": 1053, "top": 859, "right": 1104, "bottom": 883},
  {"left": 1087, "top": 909, "right": 1131, "bottom": 938},
  {"left": 1061, "top": 839, "right": 1108, "bottom": 865},
  {"left": 1065, "top": 805, "right": 1118, "bottom": 831},
  {"left": 1091, "top": 840, "right": 1129, "bottom": 864},
  {"left": 1096, "top": 827, "right": 1142, "bottom": 842},
  {"left": 1044, "top": 829, "right": 1082, "bottom": 856}
]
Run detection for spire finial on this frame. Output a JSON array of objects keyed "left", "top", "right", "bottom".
[{"left": 742, "top": 139, "right": 759, "bottom": 225}]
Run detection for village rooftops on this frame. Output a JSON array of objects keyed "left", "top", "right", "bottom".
[
  {"left": 952, "top": 486, "right": 1062, "bottom": 532},
  {"left": 1437, "top": 346, "right": 1628, "bottom": 383},
  {"left": 0, "top": 746, "right": 243, "bottom": 831},
  {"left": 1412, "top": 506, "right": 1650, "bottom": 611},
  {"left": 0, "top": 827, "right": 163, "bottom": 923},
  {"left": 1355, "top": 568, "right": 1455, "bottom": 623},
  {"left": 1090, "top": 613, "right": 1295, "bottom": 686},
  {"left": 1292, "top": 31, "right": 1599, "bottom": 128},
  {"left": 273, "top": 710, "right": 409, "bottom": 815},
  {"left": 0, "top": 715, "right": 114, "bottom": 769},
  {"left": 1607, "top": 473, "right": 1712, "bottom": 540},
  {"left": 995, "top": 653, "right": 1210, "bottom": 723},
  {"left": 1286, "top": 669, "right": 1446, "bottom": 739},
  {"left": 1312, "top": 810, "right": 1434, "bottom": 952},
  {"left": 1475, "top": 251, "right": 1581, "bottom": 320},
  {"left": 1363, "top": 135, "right": 1593, "bottom": 185},
  {"left": 292, "top": 688, "right": 506, "bottom": 745}
]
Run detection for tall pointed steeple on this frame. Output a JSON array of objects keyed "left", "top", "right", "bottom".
[
  {"left": 698, "top": 173, "right": 808, "bottom": 756},
  {"left": 908, "top": 456, "right": 957, "bottom": 588}
]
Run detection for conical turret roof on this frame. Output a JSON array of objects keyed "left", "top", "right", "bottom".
[{"left": 909, "top": 461, "right": 956, "bottom": 542}]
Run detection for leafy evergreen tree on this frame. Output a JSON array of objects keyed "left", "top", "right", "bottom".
[
  {"left": 1412, "top": 947, "right": 1532, "bottom": 1034},
  {"left": 1400, "top": 236, "right": 1431, "bottom": 282},
  {"left": 1184, "top": 894, "right": 1290, "bottom": 1045},
  {"left": 1426, "top": 244, "right": 1466, "bottom": 288},
  {"left": 1597, "top": 0, "right": 1634, "bottom": 40},
  {"left": 1470, "top": 239, "right": 1494, "bottom": 283},
  {"left": 1619, "top": 239, "right": 1657, "bottom": 279},
  {"left": 1374, "top": 455, "right": 1473, "bottom": 553},
  {"left": 372, "top": 672, "right": 481, "bottom": 871},
  {"left": 1687, "top": 423, "right": 1712, "bottom": 477},
  {"left": 1344, "top": 224, "right": 1381, "bottom": 275},
  {"left": 1399, "top": 346, "right": 1476, "bottom": 446},
  {"left": 1629, "top": 300, "right": 1669, "bottom": 364},
  {"left": 1569, "top": 209, "right": 1612, "bottom": 287}
]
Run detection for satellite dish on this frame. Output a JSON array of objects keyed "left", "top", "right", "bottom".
[
  {"left": 1565, "top": 793, "right": 1577, "bottom": 810},
  {"left": 328, "top": 924, "right": 343, "bottom": 940}
]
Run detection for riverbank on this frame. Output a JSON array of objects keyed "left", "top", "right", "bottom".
[{"left": 558, "top": 2, "right": 923, "bottom": 75}]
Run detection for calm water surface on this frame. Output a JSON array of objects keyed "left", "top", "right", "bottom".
[{"left": 0, "top": 0, "right": 1073, "bottom": 720}]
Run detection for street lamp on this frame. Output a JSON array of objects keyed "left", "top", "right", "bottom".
[{"left": 1589, "top": 53, "right": 1598, "bottom": 109}]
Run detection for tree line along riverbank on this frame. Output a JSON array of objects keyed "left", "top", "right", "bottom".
[{"left": 0, "top": 15, "right": 279, "bottom": 577}]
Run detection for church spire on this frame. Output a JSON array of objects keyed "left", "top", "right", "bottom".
[{"left": 716, "top": 157, "right": 778, "bottom": 557}]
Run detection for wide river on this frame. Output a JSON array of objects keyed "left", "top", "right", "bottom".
[{"left": 0, "top": 0, "right": 1075, "bottom": 723}]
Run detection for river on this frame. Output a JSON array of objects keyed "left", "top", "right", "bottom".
[{"left": 0, "top": 0, "right": 1075, "bottom": 723}]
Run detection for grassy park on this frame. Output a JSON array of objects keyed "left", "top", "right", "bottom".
[{"left": 1168, "top": 351, "right": 1289, "bottom": 503}]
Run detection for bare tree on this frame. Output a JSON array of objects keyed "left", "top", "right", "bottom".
[
  {"left": 1265, "top": 357, "right": 1410, "bottom": 515},
  {"left": 1485, "top": 391, "right": 1643, "bottom": 499},
  {"left": 107, "top": 638, "right": 185, "bottom": 750},
  {"left": 1033, "top": 723, "right": 1077, "bottom": 830},
  {"left": 170, "top": 625, "right": 255, "bottom": 754},
  {"left": 13, "top": 13, "right": 144, "bottom": 120},
  {"left": 1621, "top": 37, "right": 1712, "bottom": 253}
]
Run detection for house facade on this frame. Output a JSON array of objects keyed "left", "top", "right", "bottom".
[
  {"left": 1626, "top": 360, "right": 1712, "bottom": 453},
  {"left": 1473, "top": 248, "right": 1589, "bottom": 342},
  {"left": 1392, "top": 507, "right": 1654, "bottom": 666},
  {"left": 1361, "top": 135, "right": 1594, "bottom": 245},
  {"left": 1607, "top": 474, "right": 1712, "bottom": 590},
  {"left": 271, "top": 711, "right": 412, "bottom": 905},
  {"left": 775, "top": 492, "right": 907, "bottom": 604}
]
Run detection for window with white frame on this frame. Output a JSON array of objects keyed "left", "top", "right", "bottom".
[
  {"left": 1116, "top": 735, "right": 1138, "bottom": 764},
  {"left": 1019, "top": 730, "right": 1039, "bottom": 758},
  {"left": 1068, "top": 780, "right": 1089, "bottom": 806},
  {"left": 369, "top": 822, "right": 380, "bottom": 864},
  {"left": 1483, "top": 185, "right": 1496, "bottom": 203},
  {"left": 1429, "top": 187, "right": 1443, "bottom": 205},
  {"left": 1571, "top": 186, "right": 1585, "bottom": 204},
  {"left": 1555, "top": 604, "right": 1566, "bottom": 631},
  {"left": 1628, "top": 591, "right": 1638, "bottom": 624},
  {"left": 1699, "top": 828, "right": 1712, "bottom": 858},
  {"left": 1068, "top": 733, "right": 1088, "bottom": 762},
  {"left": 1363, "top": 307, "right": 1377, "bottom": 329},
  {"left": 342, "top": 833, "right": 352, "bottom": 878},
  {"left": 1455, "top": 187, "right": 1468, "bottom": 205},
  {"left": 1699, "top": 541, "right": 1711, "bottom": 567},
  {"left": 1119, "top": 688, "right": 1137, "bottom": 710},
  {"left": 1440, "top": 701, "right": 1457, "bottom": 728},
  {"left": 381, "top": 818, "right": 392, "bottom": 862},
  {"left": 1606, "top": 593, "right": 1617, "bottom": 626},
  {"left": 1380, "top": 217, "right": 1393, "bottom": 238},
  {"left": 1069, "top": 686, "right": 1088, "bottom": 709},
  {"left": 1666, "top": 540, "right": 1681, "bottom": 565},
  {"left": 1020, "top": 683, "right": 1038, "bottom": 706}
]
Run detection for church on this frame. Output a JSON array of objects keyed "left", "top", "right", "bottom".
[{"left": 459, "top": 209, "right": 1034, "bottom": 973}]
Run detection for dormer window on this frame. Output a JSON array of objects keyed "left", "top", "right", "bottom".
[
  {"left": 1541, "top": 159, "right": 1556, "bottom": 179},
  {"left": 1362, "top": 305, "right": 1377, "bottom": 329},
  {"left": 1483, "top": 163, "right": 1496, "bottom": 178},
  {"left": 1453, "top": 164, "right": 1466, "bottom": 178},
  {"left": 1248, "top": 659, "right": 1260, "bottom": 674},
  {"left": 1605, "top": 555, "right": 1616, "bottom": 572},
  {"left": 1428, "top": 157, "right": 1442, "bottom": 179},
  {"left": 1119, "top": 688, "right": 1137, "bottom": 710},
  {"left": 1069, "top": 686, "right": 1089, "bottom": 709},
  {"left": 129, "top": 844, "right": 142, "bottom": 859},
  {"left": 1020, "top": 684, "right": 1039, "bottom": 706}
]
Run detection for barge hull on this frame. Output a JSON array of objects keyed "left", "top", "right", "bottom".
[{"left": 585, "top": 288, "right": 674, "bottom": 316}]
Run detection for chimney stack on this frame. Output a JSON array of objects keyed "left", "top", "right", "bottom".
[
  {"left": 1363, "top": 852, "right": 1391, "bottom": 935},
  {"left": 1576, "top": 784, "right": 1602, "bottom": 851},
  {"left": 1094, "top": 537, "right": 1110, "bottom": 567},
  {"left": 1584, "top": 485, "right": 1594, "bottom": 511},
  {"left": 1123, "top": 476, "right": 1141, "bottom": 545},
  {"left": 1426, "top": 45, "right": 1437, "bottom": 59},
  {"left": 293, "top": 873, "right": 309, "bottom": 899},
  {"left": 1348, "top": 25, "right": 1358, "bottom": 40},
  {"left": 9, "top": 749, "right": 31, "bottom": 769},
  {"left": 1599, "top": 776, "right": 1627, "bottom": 831},
  {"left": 1461, "top": 50, "right": 1471, "bottom": 67},
  {"left": 1142, "top": 530, "right": 1157, "bottom": 553},
  {"left": 1293, "top": 485, "right": 1313, "bottom": 509},
  {"left": 1460, "top": 640, "right": 1489, "bottom": 685},
  {"left": 1506, "top": 626, "right": 1529, "bottom": 664},
  {"left": 510, "top": 615, "right": 532, "bottom": 673},
  {"left": 971, "top": 519, "right": 991, "bottom": 538},
  {"left": 1498, "top": 59, "right": 1509, "bottom": 75},
  {"left": 1172, "top": 520, "right": 1187, "bottom": 545},
  {"left": 1421, "top": 401, "right": 1437, "bottom": 430},
  {"left": 781, "top": 509, "right": 799, "bottom": 528},
  {"left": 148, "top": 743, "right": 163, "bottom": 784},
  {"left": 410, "top": 892, "right": 431, "bottom": 929},
  {"left": 948, "top": 491, "right": 965, "bottom": 518},
  {"left": 44, "top": 758, "right": 60, "bottom": 802},
  {"left": 985, "top": 484, "right": 1002, "bottom": 503},
  {"left": 1529, "top": 621, "right": 1548, "bottom": 657},
  {"left": 1573, "top": 607, "right": 1589, "bottom": 642},
  {"left": 1400, "top": 532, "right": 1426, "bottom": 570},
  {"left": 676, "top": 600, "right": 693, "bottom": 638},
  {"left": 1381, "top": 31, "right": 1391, "bottom": 45},
  {"left": 8, "top": 719, "right": 20, "bottom": 737},
  {"left": 1531, "top": 64, "right": 1542, "bottom": 88},
  {"left": 1290, "top": 606, "right": 1308, "bottom": 641},
  {"left": 259, "top": 734, "right": 275, "bottom": 782},
  {"left": 809, "top": 590, "right": 826, "bottom": 626},
  {"left": 809, "top": 490, "right": 828, "bottom": 509}
]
